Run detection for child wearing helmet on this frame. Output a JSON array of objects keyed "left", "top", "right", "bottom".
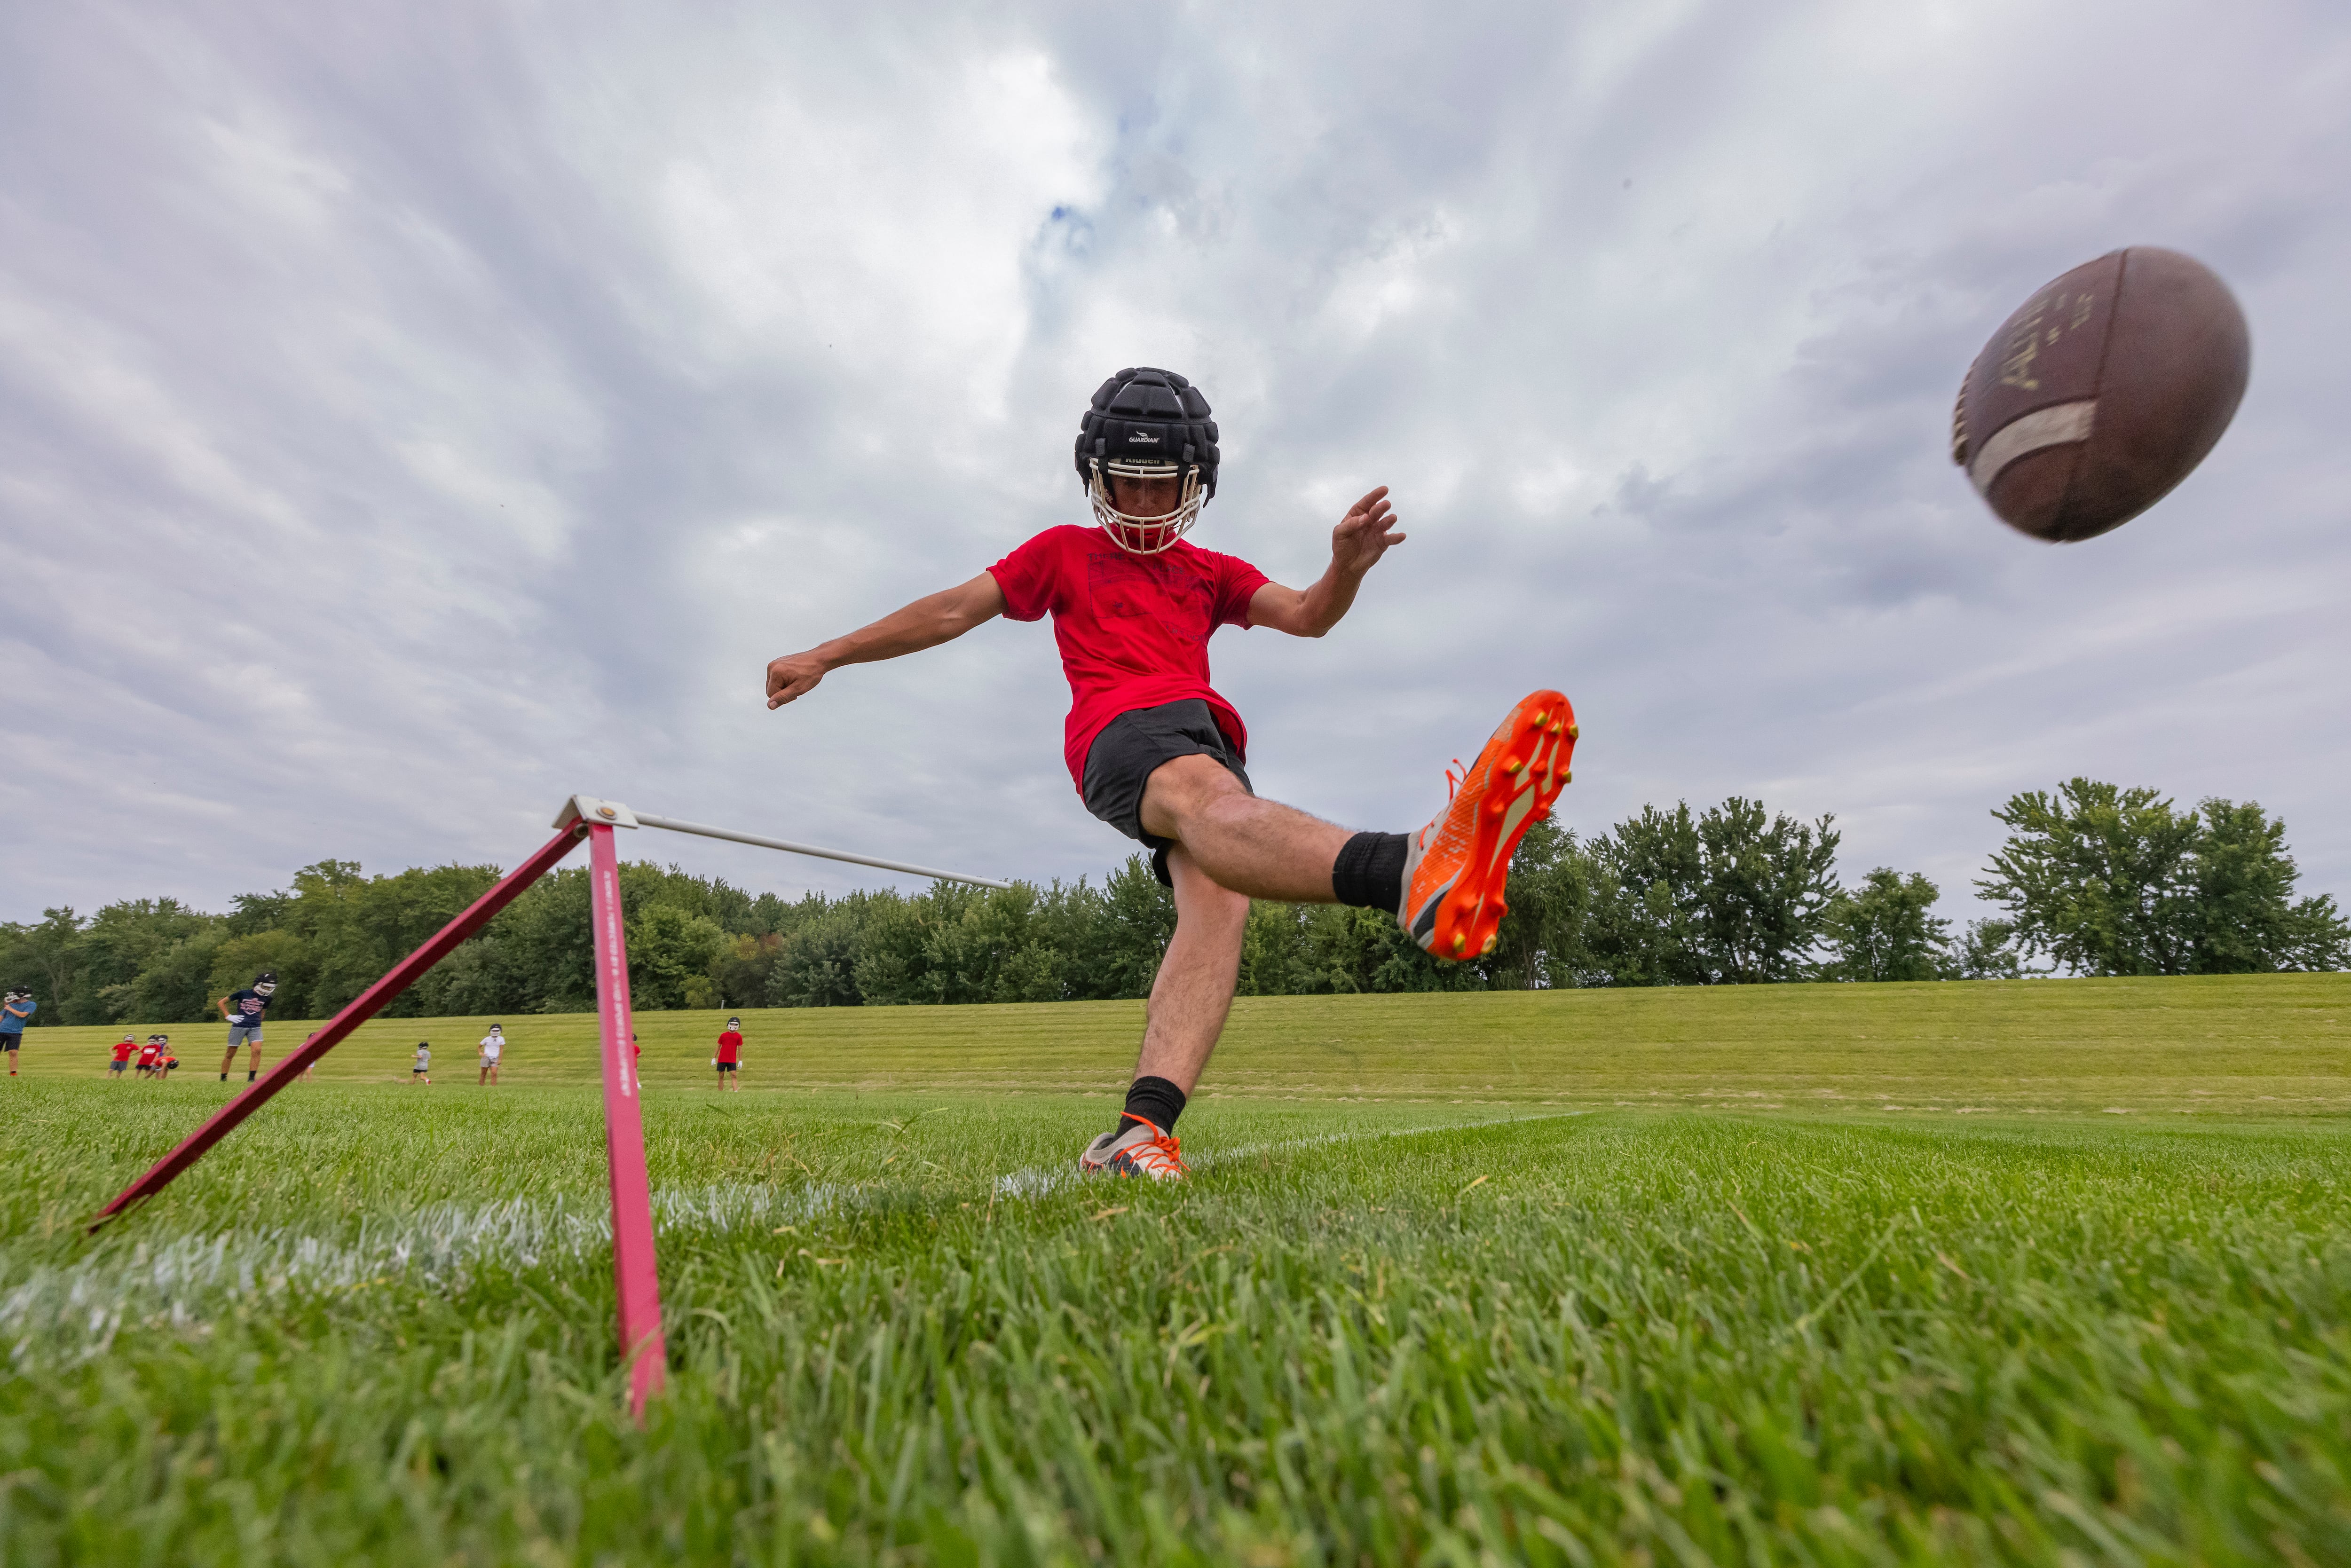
[
  {"left": 714, "top": 1017, "right": 744, "bottom": 1090},
  {"left": 762, "top": 368, "right": 1574, "bottom": 1183}
]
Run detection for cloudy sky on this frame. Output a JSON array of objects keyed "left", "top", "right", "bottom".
[{"left": 4, "top": 1, "right": 2347, "bottom": 927}]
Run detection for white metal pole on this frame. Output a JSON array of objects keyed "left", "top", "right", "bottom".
[{"left": 630, "top": 811, "right": 1013, "bottom": 890}]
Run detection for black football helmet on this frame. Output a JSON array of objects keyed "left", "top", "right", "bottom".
[{"left": 1073, "top": 367, "right": 1220, "bottom": 553}]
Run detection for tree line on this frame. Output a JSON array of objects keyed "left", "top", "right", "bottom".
[{"left": 3, "top": 778, "right": 2342, "bottom": 1025}]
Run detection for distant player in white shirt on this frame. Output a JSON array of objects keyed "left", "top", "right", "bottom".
[
  {"left": 478, "top": 1024, "right": 505, "bottom": 1085},
  {"left": 411, "top": 1041, "right": 432, "bottom": 1084}
]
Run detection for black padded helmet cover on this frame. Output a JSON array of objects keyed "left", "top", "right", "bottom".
[{"left": 1073, "top": 367, "right": 1220, "bottom": 498}]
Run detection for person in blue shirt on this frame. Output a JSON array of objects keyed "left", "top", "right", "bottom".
[
  {"left": 217, "top": 971, "right": 278, "bottom": 1083},
  {"left": 2, "top": 988, "right": 32, "bottom": 1076}
]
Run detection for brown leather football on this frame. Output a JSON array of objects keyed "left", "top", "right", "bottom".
[{"left": 1952, "top": 248, "right": 2249, "bottom": 542}]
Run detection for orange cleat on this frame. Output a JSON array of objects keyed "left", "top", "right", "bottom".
[
  {"left": 1078, "top": 1114, "right": 1189, "bottom": 1182},
  {"left": 1399, "top": 690, "right": 1577, "bottom": 961}
]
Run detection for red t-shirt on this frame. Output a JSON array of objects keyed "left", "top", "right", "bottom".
[
  {"left": 716, "top": 1030, "right": 742, "bottom": 1064},
  {"left": 988, "top": 525, "right": 1270, "bottom": 788},
  {"left": 137, "top": 1043, "right": 161, "bottom": 1068},
  {"left": 112, "top": 1039, "right": 137, "bottom": 1063}
]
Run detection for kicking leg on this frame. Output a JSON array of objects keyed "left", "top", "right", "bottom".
[
  {"left": 1146, "top": 690, "right": 1577, "bottom": 960},
  {"left": 1138, "top": 756, "right": 1350, "bottom": 903}
]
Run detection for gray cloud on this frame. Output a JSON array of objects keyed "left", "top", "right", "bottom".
[{"left": 4, "top": 0, "right": 2347, "bottom": 925}]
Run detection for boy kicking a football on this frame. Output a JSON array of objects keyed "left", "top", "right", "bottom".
[{"left": 765, "top": 368, "right": 1575, "bottom": 1182}]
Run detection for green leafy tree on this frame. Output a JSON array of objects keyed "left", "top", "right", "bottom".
[
  {"left": 405, "top": 937, "right": 517, "bottom": 1019},
  {"left": 1583, "top": 799, "right": 1840, "bottom": 984},
  {"left": 1693, "top": 797, "right": 1842, "bottom": 983},
  {"left": 124, "top": 929, "right": 232, "bottom": 1021},
  {"left": 1978, "top": 780, "right": 2347, "bottom": 975},
  {"left": 0, "top": 909, "right": 86, "bottom": 1024},
  {"left": 768, "top": 892, "right": 890, "bottom": 1007},
  {"left": 207, "top": 930, "right": 314, "bottom": 1019},
  {"left": 1581, "top": 804, "right": 1707, "bottom": 985},
  {"left": 297, "top": 861, "right": 506, "bottom": 1016},
  {"left": 496, "top": 865, "right": 597, "bottom": 1011},
  {"left": 1090, "top": 856, "right": 1177, "bottom": 999},
  {"left": 74, "top": 898, "right": 220, "bottom": 1021},
  {"left": 2189, "top": 800, "right": 2351, "bottom": 972},
  {"left": 1819, "top": 869, "right": 1951, "bottom": 982},
  {"left": 710, "top": 931, "right": 785, "bottom": 1010},
  {"left": 1976, "top": 781, "right": 2202, "bottom": 976},
  {"left": 625, "top": 904, "right": 728, "bottom": 1011},
  {"left": 1481, "top": 817, "right": 1596, "bottom": 990},
  {"left": 1950, "top": 918, "right": 2024, "bottom": 980}
]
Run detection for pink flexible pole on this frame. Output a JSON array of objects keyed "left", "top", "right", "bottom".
[
  {"left": 587, "top": 822, "right": 668, "bottom": 1419},
  {"left": 89, "top": 825, "right": 586, "bottom": 1231}
]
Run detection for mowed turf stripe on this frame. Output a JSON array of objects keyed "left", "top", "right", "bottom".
[{"left": 15, "top": 969, "right": 2347, "bottom": 1114}]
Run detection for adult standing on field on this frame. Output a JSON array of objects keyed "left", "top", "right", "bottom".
[
  {"left": 765, "top": 367, "right": 1576, "bottom": 1182},
  {"left": 217, "top": 971, "right": 277, "bottom": 1082},
  {"left": 2, "top": 988, "right": 34, "bottom": 1075},
  {"left": 478, "top": 1024, "right": 504, "bottom": 1085}
]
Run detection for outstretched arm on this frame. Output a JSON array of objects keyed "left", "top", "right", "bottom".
[
  {"left": 765, "top": 571, "right": 1006, "bottom": 709},
  {"left": 1247, "top": 485, "right": 1405, "bottom": 638}
]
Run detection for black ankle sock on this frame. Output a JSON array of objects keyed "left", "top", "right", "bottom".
[
  {"left": 1118, "top": 1075, "right": 1187, "bottom": 1139},
  {"left": 1332, "top": 830, "right": 1410, "bottom": 910},
  {"left": 247, "top": 1071, "right": 257, "bottom": 1082}
]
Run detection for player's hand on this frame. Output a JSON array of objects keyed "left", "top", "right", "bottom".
[
  {"left": 765, "top": 652, "right": 828, "bottom": 709},
  {"left": 1331, "top": 486, "right": 1405, "bottom": 577}
]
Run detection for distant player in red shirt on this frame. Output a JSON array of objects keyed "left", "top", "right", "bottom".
[
  {"left": 110, "top": 1034, "right": 137, "bottom": 1078},
  {"left": 714, "top": 1017, "right": 743, "bottom": 1092},
  {"left": 135, "top": 1036, "right": 163, "bottom": 1078},
  {"left": 765, "top": 368, "right": 1576, "bottom": 1182}
]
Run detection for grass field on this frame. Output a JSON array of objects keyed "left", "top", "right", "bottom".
[
  {"left": 3, "top": 976, "right": 2348, "bottom": 1563},
  {"left": 16, "top": 971, "right": 2350, "bottom": 1112}
]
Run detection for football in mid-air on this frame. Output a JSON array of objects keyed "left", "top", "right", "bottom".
[{"left": 1951, "top": 247, "right": 2249, "bottom": 543}]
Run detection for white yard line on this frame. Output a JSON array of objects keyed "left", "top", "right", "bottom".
[{"left": 5, "top": 1110, "right": 1578, "bottom": 1365}]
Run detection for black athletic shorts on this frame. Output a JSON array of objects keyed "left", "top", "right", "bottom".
[
  {"left": 715, "top": 1061, "right": 737, "bottom": 1073},
  {"left": 1081, "top": 699, "right": 1253, "bottom": 887}
]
